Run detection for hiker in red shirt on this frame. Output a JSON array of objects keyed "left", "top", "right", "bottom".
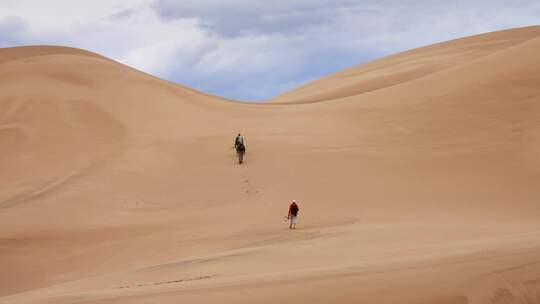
[{"left": 287, "top": 200, "right": 299, "bottom": 229}]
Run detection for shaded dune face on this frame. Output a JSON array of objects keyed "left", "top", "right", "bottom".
[
  {"left": 1, "top": 26, "right": 540, "bottom": 304},
  {"left": 0, "top": 51, "right": 126, "bottom": 209},
  {"left": 0, "top": 97, "right": 125, "bottom": 208}
]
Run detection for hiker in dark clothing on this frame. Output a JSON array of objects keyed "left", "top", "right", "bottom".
[{"left": 234, "top": 133, "right": 245, "bottom": 164}]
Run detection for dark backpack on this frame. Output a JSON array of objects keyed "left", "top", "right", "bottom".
[{"left": 290, "top": 204, "right": 299, "bottom": 216}]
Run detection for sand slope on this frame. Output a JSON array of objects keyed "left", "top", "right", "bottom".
[
  {"left": 1, "top": 26, "right": 540, "bottom": 304},
  {"left": 272, "top": 26, "right": 540, "bottom": 104}
]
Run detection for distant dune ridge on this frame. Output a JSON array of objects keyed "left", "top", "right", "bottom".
[{"left": 1, "top": 26, "right": 540, "bottom": 304}]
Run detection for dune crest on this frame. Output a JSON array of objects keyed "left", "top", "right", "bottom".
[{"left": 272, "top": 26, "right": 540, "bottom": 104}]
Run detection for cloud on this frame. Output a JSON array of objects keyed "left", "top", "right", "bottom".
[
  {"left": 153, "top": 0, "right": 359, "bottom": 37},
  {"left": 0, "top": 15, "right": 27, "bottom": 44},
  {"left": 152, "top": 0, "right": 540, "bottom": 100},
  {"left": 0, "top": 0, "right": 539, "bottom": 101}
]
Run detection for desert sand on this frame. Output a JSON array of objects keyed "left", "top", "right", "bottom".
[{"left": 1, "top": 26, "right": 540, "bottom": 303}]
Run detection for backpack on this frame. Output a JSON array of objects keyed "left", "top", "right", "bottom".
[{"left": 290, "top": 204, "right": 299, "bottom": 216}]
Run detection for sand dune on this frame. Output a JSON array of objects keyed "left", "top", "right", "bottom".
[
  {"left": 1, "top": 26, "right": 540, "bottom": 304},
  {"left": 272, "top": 26, "right": 540, "bottom": 104}
]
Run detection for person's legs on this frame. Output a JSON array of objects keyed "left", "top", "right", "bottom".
[
  {"left": 237, "top": 149, "right": 243, "bottom": 164},
  {"left": 290, "top": 215, "right": 297, "bottom": 229}
]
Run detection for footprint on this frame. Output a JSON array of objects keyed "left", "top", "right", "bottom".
[{"left": 117, "top": 275, "right": 213, "bottom": 289}]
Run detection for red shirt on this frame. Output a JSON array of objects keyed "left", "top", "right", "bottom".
[{"left": 288, "top": 203, "right": 299, "bottom": 217}]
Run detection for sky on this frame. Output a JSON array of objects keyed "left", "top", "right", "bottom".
[{"left": 0, "top": 1, "right": 539, "bottom": 101}]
